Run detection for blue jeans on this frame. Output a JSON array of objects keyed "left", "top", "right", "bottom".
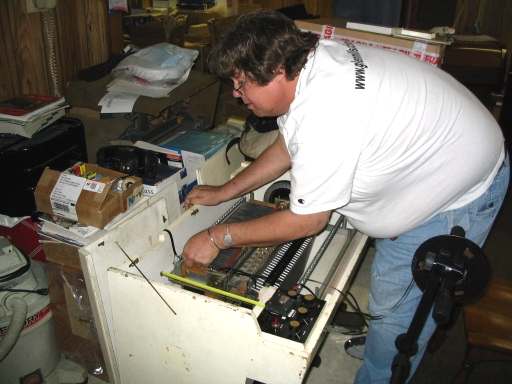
[{"left": 355, "top": 153, "right": 510, "bottom": 383}]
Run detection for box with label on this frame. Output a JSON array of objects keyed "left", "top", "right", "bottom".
[
  {"left": 34, "top": 164, "right": 143, "bottom": 229},
  {"left": 149, "top": 130, "right": 235, "bottom": 202},
  {"left": 141, "top": 165, "right": 186, "bottom": 197},
  {"left": 295, "top": 18, "right": 447, "bottom": 66},
  {"left": 160, "top": 129, "right": 235, "bottom": 187}
]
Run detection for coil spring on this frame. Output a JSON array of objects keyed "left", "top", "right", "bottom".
[{"left": 42, "top": 9, "right": 61, "bottom": 96}]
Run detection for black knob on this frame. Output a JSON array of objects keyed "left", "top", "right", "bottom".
[
  {"left": 311, "top": 355, "right": 322, "bottom": 368},
  {"left": 450, "top": 226, "right": 465, "bottom": 237}
]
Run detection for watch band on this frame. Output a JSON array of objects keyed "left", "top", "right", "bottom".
[{"left": 223, "top": 224, "right": 233, "bottom": 248}]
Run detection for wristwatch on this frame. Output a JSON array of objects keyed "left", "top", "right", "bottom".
[{"left": 223, "top": 224, "right": 233, "bottom": 248}]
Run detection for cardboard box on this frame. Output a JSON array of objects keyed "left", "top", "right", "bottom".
[
  {"left": 136, "top": 130, "right": 238, "bottom": 206},
  {"left": 43, "top": 242, "right": 81, "bottom": 269},
  {"left": 46, "top": 263, "right": 108, "bottom": 381},
  {"left": 44, "top": 244, "right": 95, "bottom": 340},
  {"left": 295, "top": 18, "right": 447, "bottom": 66},
  {"left": 35, "top": 163, "right": 143, "bottom": 229},
  {"left": 140, "top": 164, "right": 186, "bottom": 197}
]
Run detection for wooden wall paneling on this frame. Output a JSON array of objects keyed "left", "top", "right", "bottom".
[
  {"left": 402, "top": 0, "right": 456, "bottom": 30},
  {"left": 56, "top": 0, "right": 109, "bottom": 91},
  {"left": 502, "top": 1, "right": 512, "bottom": 54},
  {"left": 56, "top": 0, "right": 86, "bottom": 86},
  {"left": 476, "top": 0, "right": 502, "bottom": 37},
  {"left": 259, "top": 0, "right": 304, "bottom": 10},
  {"left": 108, "top": 12, "right": 125, "bottom": 55},
  {"left": 21, "top": 13, "right": 50, "bottom": 95},
  {"left": 0, "top": 0, "right": 111, "bottom": 100},
  {"left": 0, "top": 1, "right": 20, "bottom": 97},
  {"left": 453, "top": 0, "right": 482, "bottom": 33},
  {"left": 304, "top": 0, "right": 332, "bottom": 17},
  {"left": 0, "top": 0, "right": 50, "bottom": 98},
  {"left": 15, "top": 8, "right": 49, "bottom": 95},
  {"left": 454, "top": 0, "right": 512, "bottom": 48},
  {"left": 476, "top": 0, "right": 512, "bottom": 91},
  {"left": 83, "top": 0, "right": 109, "bottom": 65},
  {"left": 475, "top": 0, "right": 507, "bottom": 38}
]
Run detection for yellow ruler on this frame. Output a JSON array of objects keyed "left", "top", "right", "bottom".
[{"left": 161, "top": 271, "right": 265, "bottom": 308}]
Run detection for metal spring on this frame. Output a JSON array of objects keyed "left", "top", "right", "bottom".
[
  {"left": 213, "top": 197, "right": 246, "bottom": 226},
  {"left": 42, "top": 9, "right": 61, "bottom": 96}
]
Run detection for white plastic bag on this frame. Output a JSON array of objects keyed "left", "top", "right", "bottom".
[{"left": 112, "top": 43, "right": 198, "bottom": 82}]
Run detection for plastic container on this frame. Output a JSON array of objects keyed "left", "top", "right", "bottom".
[{"left": 0, "top": 260, "right": 60, "bottom": 383}]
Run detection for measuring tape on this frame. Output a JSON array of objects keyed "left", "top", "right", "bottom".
[{"left": 161, "top": 271, "right": 264, "bottom": 308}]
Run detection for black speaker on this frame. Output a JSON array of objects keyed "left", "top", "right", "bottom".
[{"left": 0, "top": 117, "right": 87, "bottom": 217}]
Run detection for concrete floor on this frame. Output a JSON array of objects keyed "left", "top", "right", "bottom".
[{"left": 304, "top": 248, "right": 372, "bottom": 384}]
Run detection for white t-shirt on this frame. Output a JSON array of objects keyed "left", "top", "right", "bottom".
[{"left": 278, "top": 39, "right": 505, "bottom": 238}]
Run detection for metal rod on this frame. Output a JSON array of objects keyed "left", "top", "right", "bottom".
[
  {"left": 317, "top": 230, "right": 354, "bottom": 298},
  {"left": 298, "top": 214, "right": 346, "bottom": 289},
  {"left": 116, "top": 242, "right": 177, "bottom": 315}
]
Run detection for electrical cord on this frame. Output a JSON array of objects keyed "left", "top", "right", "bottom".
[
  {"left": 295, "top": 284, "right": 366, "bottom": 336},
  {"left": 317, "top": 210, "right": 416, "bottom": 320},
  {"left": 0, "top": 288, "right": 48, "bottom": 295},
  {"left": 306, "top": 278, "right": 383, "bottom": 326},
  {"left": 388, "top": 278, "right": 415, "bottom": 313},
  {"left": 163, "top": 229, "right": 178, "bottom": 257},
  {"left": 298, "top": 283, "right": 317, "bottom": 297}
]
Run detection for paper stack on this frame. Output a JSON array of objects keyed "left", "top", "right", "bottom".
[
  {"left": 36, "top": 214, "right": 101, "bottom": 247},
  {"left": 0, "top": 95, "right": 67, "bottom": 137}
]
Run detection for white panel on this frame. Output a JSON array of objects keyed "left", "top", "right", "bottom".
[
  {"left": 108, "top": 265, "right": 308, "bottom": 384},
  {"left": 80, "top": 198, "right": 170, "bottom": 383},
  {"left": 80, "top": 174, "right": 368, "bottom": 383},
  {"left": 198, "top": 144, "right": 245, "bottom": 186}
]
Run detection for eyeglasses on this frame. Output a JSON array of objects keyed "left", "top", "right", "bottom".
[{"left": 233, "top": 79, "right": 246, "bottom": 96}]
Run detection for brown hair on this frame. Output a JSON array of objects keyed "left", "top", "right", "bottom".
[{"left": 208, "top": 10, "right": 319, "bottom": 85}]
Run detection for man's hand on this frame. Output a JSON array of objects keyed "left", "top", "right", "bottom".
[
  {"left": 184, "top": 185, "right": 226, "bottom": 208},
  {"left": 182, "top": 229, "right": 220, "bottom": 267}
]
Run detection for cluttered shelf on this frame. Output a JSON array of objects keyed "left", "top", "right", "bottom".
[{"left": 122, "top": 0, "right": 263, "bottom": 67}]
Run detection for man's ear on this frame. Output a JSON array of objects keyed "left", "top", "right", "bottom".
[{"left": 273, "top": 67, "right": 289, "bottom": 82}]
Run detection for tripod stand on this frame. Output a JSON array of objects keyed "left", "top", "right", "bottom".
[{"left": 390, "top": 226, "right": 490, "bottom": 384}]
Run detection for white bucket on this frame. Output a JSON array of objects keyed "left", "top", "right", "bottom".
[{"left": 0, "top": 262, "right": 60, "bottom": 383}]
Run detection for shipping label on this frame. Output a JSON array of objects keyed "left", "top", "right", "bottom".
[
  {"left": 83, "top": 179, "right": 105, "bottom": 193},
  {"left": 50, "top": 173, "right": 86, "bottom": 221}
]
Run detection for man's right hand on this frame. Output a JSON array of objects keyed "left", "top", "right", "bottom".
[
  {"left": 184, "top": 185, "right": 226, "bottom": 208},
  {"left": 184, "top": 134, "right": 291, "bottom": 209}
]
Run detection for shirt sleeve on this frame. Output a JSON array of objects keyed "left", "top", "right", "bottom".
[{"left": 282, "top": 89, "right": 367, "bottom": 215}]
